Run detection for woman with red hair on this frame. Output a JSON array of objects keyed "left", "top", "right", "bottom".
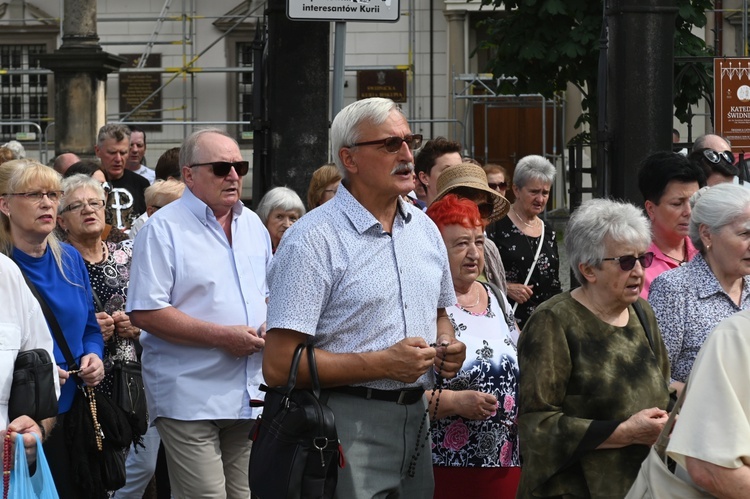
[{"left": 427, "top": 194, "right": 521, "bottom": 499}]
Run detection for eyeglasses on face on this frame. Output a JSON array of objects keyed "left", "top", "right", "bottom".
[
  {"left": 61, "top": 199, "right": 106, "bottom": 214},
  {"left": 350, "top": 134, "right": 423, "bottom": 153},
  {"left": 703, "top": 149, "right": 734, "bottom": 165},
  {"left": 601, "top": 252, "right": 655, "bottom": 271},
  {"left": 189, "top": 161, "right": 250, "bottom": 177},
  {"left": 4, "top": 191, "right": 64, "bottom": 203},
  {"left": 488, "top": 182, "right": 507, "bottom": 191}
]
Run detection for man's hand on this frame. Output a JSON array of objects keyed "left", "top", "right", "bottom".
[
  {"left": 434, "top": 335, "right": 466, "bottom": 379},
  {"left": 220, "top": 325, "right": 266, "bottom": 357},
  {"left": 383, "top": 337, "right": 436, "bottom": 383},
  {"left": 112, "top": 311, "right": 140, "bottom": 340}
]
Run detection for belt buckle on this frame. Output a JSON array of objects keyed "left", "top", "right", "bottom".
[{"left": 397, "top": 390, "right": 407, "bottom": 405}]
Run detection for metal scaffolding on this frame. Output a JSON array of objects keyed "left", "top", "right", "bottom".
[{"left": 0, "top": 0, "right": 267, "bottom": 156}]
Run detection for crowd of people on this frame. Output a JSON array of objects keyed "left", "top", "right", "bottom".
[{"left": 3, "top": 98, "right": 750, "bottom": 499}]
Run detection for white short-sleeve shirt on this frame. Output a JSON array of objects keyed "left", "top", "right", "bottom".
[{"left": 127, "top": 187, "right": 272, "bottom": 421}]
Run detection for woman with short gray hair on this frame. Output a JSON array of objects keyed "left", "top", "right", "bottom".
[
  {"left": 516, "top": 198, "right": 671, "bottom": 498},
  {"left": 649, "top": 182, "right": 750, "bottom": 396},
  {"left": 255, "top": 186, "right": 306, "bottom": 252},
  {"left": 491, "top": 155, "right": 561, "bottom": 328}
]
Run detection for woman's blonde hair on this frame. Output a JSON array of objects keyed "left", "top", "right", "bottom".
[
  {"left": 306, "top": 163, "right": 342, "bottom": 209},
  {"left": 0, "top": 160, "right": 68, "bottom": 277},
  {"left": 145, "top": 179, "right": 185, "bottom": 208}
]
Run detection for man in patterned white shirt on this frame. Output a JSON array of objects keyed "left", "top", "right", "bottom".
[{"left": 265, "top": 97, "right": 466, "bottom": 498}]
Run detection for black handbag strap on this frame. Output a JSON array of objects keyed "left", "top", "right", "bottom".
[
  {"left": 283, "top": 344, "right": 306, "bottom": 396},
  {"left": 307, "top": 345, "right": 322, "bottom": 398},
  {"left": 14, "top": 262, "right": 80, "bottom": 371},
  {"left": 91, "top": 286, "right": 105, "bottom": 314},
  {"left": 284, "top": 343, "right": 322, "bottom": 398},
  {"left": 633, "top": 301, "right": 655, "bottom": 353}
]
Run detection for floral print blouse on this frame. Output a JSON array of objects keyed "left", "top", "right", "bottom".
[
  {"left": 431, "top": 283, "right": 521, "bottom": 468},
  {"left": 648, "top": 253, "right": 750, "bottom": 383},
  {"left": 84, "top": 240, "right": 138, "bottom": 396},
  {"left": 492, "top": 217, "right": 562, "bottom": 329}
]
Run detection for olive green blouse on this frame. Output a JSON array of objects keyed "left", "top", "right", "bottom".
[{"left": 516, "top": 292, "right": 671, "bottom": 499}]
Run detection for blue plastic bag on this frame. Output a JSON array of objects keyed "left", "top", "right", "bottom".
[{"left": 9, "top": 433, "right": 59, "bottom": 499}]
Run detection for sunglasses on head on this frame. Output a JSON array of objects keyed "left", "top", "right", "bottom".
[
  {"left": 350, "top": 134, "right": 423, "bottom": 153},
  {"left": 601, "top": 252, "right": 655, "bottom": 271},
  {"left": 703, "top": 149, "right": 734, "bottom": 165},
  {"left": 189, "top": 161, "right": 250, "bottom": 177},
  {"left": 488, "top": 182, "right": 507, "bottom": 191}
]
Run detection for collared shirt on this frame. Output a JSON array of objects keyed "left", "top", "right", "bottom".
[
  {"left": 267, "top": 183, "right": 455, "bottom": 391},
  {"left": 0, "top": 253, "right": 60, "bottom": 429},
  {"left": 648, "top": 253, "right": 750, "bottom": 383},
  {"left": 641, "top": 237, "right": 698, "bottom": 299},
  {"left": 134, "top": 164, "right": 156, "bottom": 184},
  {"left": 126, "top": 187, "right": 272, "bottom": 421}
]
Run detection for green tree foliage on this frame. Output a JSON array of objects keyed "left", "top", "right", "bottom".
[{"left": 478, "top": 0, "right": 713, "bottom": 142}]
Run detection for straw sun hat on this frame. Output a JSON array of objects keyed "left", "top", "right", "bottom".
[{"left": 433, "top": 162, "right": 510, "bottom": 223}]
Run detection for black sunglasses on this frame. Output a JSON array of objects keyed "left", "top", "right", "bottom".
[
  {"left": 476, "top": 202, "right": 494, "bottom": 219},
  {"left": 189, "top": 161, "right": 250, "bottom": 177},
  {"left": 350, "top": 134, "right": 423, "bottom": 153},
  {"left": 703, "top": 149, "right": 734, "bottom": 165},
  {"left": 601, "top": 252, "right": 655, "bottom": 271},
  {"left": 488, "top": 182, "right": 507, "bottom": 191}
]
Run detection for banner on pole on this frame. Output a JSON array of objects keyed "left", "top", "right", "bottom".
[{"left": 714, "top": 58, "right": 750, "bottom": 150}]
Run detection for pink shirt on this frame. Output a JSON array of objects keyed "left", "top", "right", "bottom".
[{"left": 641, "top": 237, "right": 699, "bottom": 299}]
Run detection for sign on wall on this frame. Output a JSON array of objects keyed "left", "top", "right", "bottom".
[
  {"left": 287, "top": 0, "right": 400, "bottom": 22},
  {"left": 119, "top": 54, "right": 162, "bottom": 132},
  {"left": 714, "top": 57, "right": 750, "bottom": 150},
  {"left": 357, "top": 70, "right": 407, "bottom": 102}
]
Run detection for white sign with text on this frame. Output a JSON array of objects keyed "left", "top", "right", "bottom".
[{"left": 287, "top": 0, "right": 400, "bottom": 22}]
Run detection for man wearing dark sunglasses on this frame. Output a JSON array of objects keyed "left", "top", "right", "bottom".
[
  {"left": 127, "top": 128, "right": 271, "bottom": 498},
  {"left": 265, "top": 98, "right": 466, "bottom": 498}
]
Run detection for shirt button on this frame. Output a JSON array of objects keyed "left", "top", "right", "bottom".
[{"left": 404, "top": 304, "right": 408, "bottom": 310}]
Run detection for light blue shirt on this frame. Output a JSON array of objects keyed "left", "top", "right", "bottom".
[
  {"left": 267, "top": 183, "right": 455, "bottom": 391},
  {"left": 127, "top": 187, "right": 272, "bottom": 421}
]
